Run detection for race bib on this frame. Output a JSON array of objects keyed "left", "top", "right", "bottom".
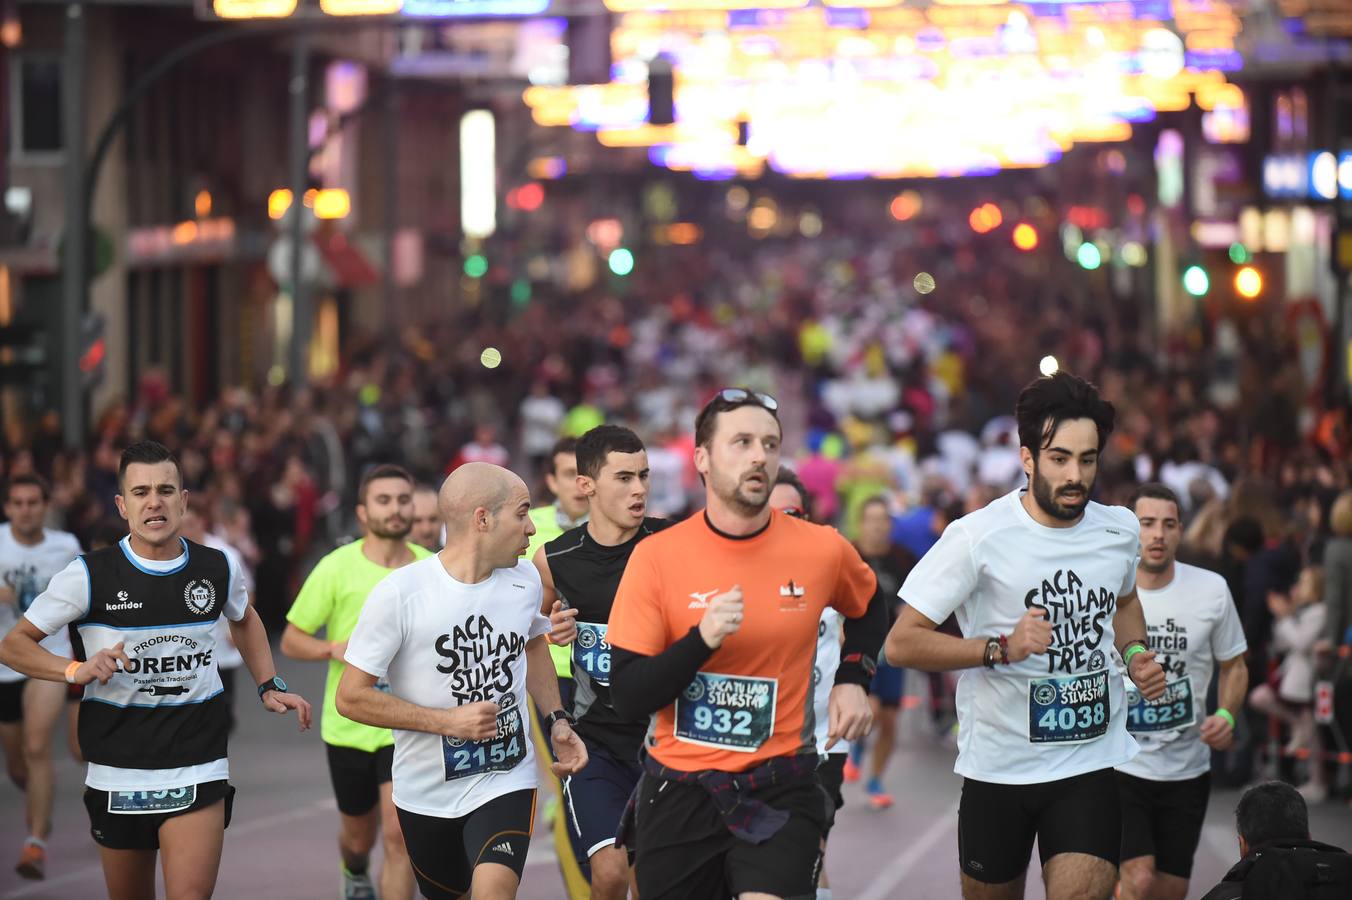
[
  {"left": 1028, "top": 670, "right": 1110, "bottom": 744},
  {"left": 1125, "top": 677, "right": 1195, "bottom": 734},
  {"left": 107, "top": 785, "right": 196, "bottom": 814},
  {"left": 674, "top": 672, "right": 776, "bottom": 752},
  {"left": 442, "top": 702, "right": 527, "bottom": 781},
  {"left": 573, "top": 622, "right": 611, "bottom": 686}
]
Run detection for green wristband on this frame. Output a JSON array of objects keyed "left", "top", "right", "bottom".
[
  {"left": 1215, "top": 708, "right": 1236, "bottom": 729},
  {"left": 1123, "top": 642, "right": 1147, "bottom": 667}
]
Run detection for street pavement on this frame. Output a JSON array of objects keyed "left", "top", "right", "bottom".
[{"left": 1, "top": 656, "right": 1349, "bottom": 899}]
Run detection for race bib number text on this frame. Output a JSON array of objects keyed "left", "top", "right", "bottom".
[
  {"left": 1028, "top": 670, "right": 1110, "bottom": 744},
  {"left": 107, "top": 785, "right": 197, "bottom": 814},
  {"left": 574, "top": 622, "right": 611, "bottom": 686},
  {"left": 674, "top": 672, "right": 776, "bottom": 752},
  {"left": 442, "top": 703, "right": 527, "bottom": 781},
  {"left": 1125, "top": 676, "right": 1195, "bottom": 734}
]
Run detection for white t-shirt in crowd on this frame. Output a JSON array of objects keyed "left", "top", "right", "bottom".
[
  {"left": 813, "top": 608, "right": 846, "bottom": 755},
  {"left": 899, "top": 489, "right": 1141, "bottom": 785},
  {"left": 25, "top": 537, "right": 250, "bottom": 790},
  {"left": 1116, "top": 563, "right": 1247, "bottom": 782},
  {"left": 345, "top": 557, "right": 552, "bottom": 819},
  {"left": 0, "top": 525, "right": 83, "bottom": 682}
]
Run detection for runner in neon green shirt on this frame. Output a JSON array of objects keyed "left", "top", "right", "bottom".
[
  {"left": 525, "top": 437, "right": 590, "bottom": 682},
  {"left": 282, "top": 464, "right": 431, "bottom": 900}
]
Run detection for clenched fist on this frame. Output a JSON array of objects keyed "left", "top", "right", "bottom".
[
  {"left": 444, "top": 701, "right": 501, "bottom": 742},
  {"left": 75, "top": 641, "right": 132, "bottom": 685},
  {"left": 1008, "top": 606, "right": 1053, "bottom": 663},
  {"left": 1128, "top": 648, "right": 1167, "bottom": 702},
  {"left": 698, "top": 586, "right": 745, "bottom": 650},
  {"left": 547, "top": 601, "right": 579, "bottom": 647}
]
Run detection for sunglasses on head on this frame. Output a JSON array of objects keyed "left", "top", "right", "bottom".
[{"left": 712, "top": 388, "right": 779, "bottom": 412}]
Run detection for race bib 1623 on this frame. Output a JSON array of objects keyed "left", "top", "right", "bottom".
[
  {"left": 1125, "top": 676, "right": 1195, "bottom": 734},
  {"left": 574, "top": 622, "right": 611, "bottom": 686},
  {"left": 673, "top": 672, "right": 776, "bottom": 752},
  {"left": 1028, "top": 670, "right": 1110, "bottom": 744}
]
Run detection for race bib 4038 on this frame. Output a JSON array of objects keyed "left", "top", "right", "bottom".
[
  {"left": 1126, "top": 677, "right": 1195, "bottom": 734},
  {"left": 442, "top": 702, "right": 527, "bottom": 781},
  {"left": 1028, "top": 670, "right": 1110, "bottom": 744},
  {"left": 673, "top": 672, "right": 776, "bottom": 752}
]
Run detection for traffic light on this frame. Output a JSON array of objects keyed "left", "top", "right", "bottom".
[
  {"left": 1234, "top": 266, "right": 1263, "bottom": 300},
  {"left": 608, "top": 248, "right": 634, "bottom": 276},
  {"left": 1182, "top": 265, "right": 1210, "bottom": 297},
  {"left": 79, "top": 312, "right": 106, "bottom": 389}
]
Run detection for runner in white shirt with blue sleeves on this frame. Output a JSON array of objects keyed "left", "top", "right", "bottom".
[
  {"left": 338, "top": 463, "right": 587, "bottom": 900},
  {"left": 884, "top": 372, "right": 1168, "bottom": 900},
  {"left": 1116, "top": 483, "right": 1248, "bottom": 900}
]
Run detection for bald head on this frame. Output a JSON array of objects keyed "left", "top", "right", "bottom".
[{"left": 439, "top": 463, "right": 528, "bottom": 535}]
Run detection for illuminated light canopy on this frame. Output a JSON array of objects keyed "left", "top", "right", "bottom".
[
  {"left": 212, "top": 0, "right": 297, "bottom": 17},
  {"left": 1182, "top": 265, "right": 1210, "bottom": 297},
  {"left": 460, "top": 110, "right": 496, "bottom": 239},
  {"left": 1234, "top": 266, "right": 1262, "bottom": 299},
  {"left": 523, "top": 4, "right": 1247, "bottom": 179}
]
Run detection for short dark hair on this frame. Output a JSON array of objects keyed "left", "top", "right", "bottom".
[
  {"left": 358, "top": 464, "right": 414, "bottom": 506},
  {"left": 1224, "top": 517, "right": 1265, "bottom": 555},
  {"left": 4, "top": 472, "right": 50, "bottom": 503},
  {"left": 773, "top": 467, "right": 813, "bottom": 520},
  {"left": 695, "top": 388, "right": 781, "bottom": 450},
  {"left": 576, "top": 425, "right": 645, "bottom": 480},
  {"left": 1235, "top": 781, "right": 1309, "bottom": 848},
  {"left": 860, "top": 494, "right": 890, "bottom": 519},
  {"left": 1015, "top": 372, "right": 1115, "bottom": 459},
  {"left": 548, "top": 437, "right": 579, "bottom": 475},
  {"left": 1131, "top": 483, "right": 1181, "bottom": 518},
  {"left": 118, "top": 441, "right": 182, "bottom": 491}
]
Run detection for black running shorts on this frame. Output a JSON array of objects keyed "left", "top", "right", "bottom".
[
  {"left": 817, "top": 754, "right": 848, "bottom": 832},
  {"left": 0, "top": 680, "right": 23, "bottom": 723},
  {"left": 631, "top": 773, "right": 829, "bottom": 899},
  {"left": 84, "top": 780, "right": 235, "bottom": 851},
  {"left": 325, "top": 742, "right": 394, "bottom": 817},
  {"left": 958, "top": 768, "right": 1121, "bottom": 884},
  {"left": 1118, "top": 770, "right": 1210, "bottom": 879},
  {"left": 396, "top": 788, "right": 536, "bottom": 899}
]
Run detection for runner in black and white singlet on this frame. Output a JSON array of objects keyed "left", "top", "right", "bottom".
[
  {"left": 534, "top": 425, "right": 671, "bottom": 900},
  {"left": 338, "top": 463, "right": 588, "bottom": 900},
  {"left": 885, "top": 373, "right": 1168, "bottom": 900},
  {"left": 1116, "top": 484, "right": 1248, "bottom": 900},
  {"left": 0, "top": 441, "right": 311, "bottom": 900}
]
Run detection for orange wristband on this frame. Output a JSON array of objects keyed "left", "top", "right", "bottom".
[{"left": 64, "top": 661, "right": 81, "bottom": 684}]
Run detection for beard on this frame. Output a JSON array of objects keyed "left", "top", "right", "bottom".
[
  {"left": 1030, "top": 465, "right": 1091, "bottom": 522},
  {"left": 714, "top": 469, "right": 770, "bottom": 517},
  {"left": 1140, "top": 552, "right": 1173, "bottom": 575},
  {"left": 368, "top": 516, "right": 411, "bottom": 540}
]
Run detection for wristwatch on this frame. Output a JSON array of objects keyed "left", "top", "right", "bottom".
[
  {"left": 257, "top": 676, "right": 288, "bottom": 699},
  {"left": 543, "top": 709, "right": 574, "bottom": 731}
]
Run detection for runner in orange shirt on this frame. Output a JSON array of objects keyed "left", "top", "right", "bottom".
[{"left": 607, "top": 388, "right": 888, "bottom": 900}]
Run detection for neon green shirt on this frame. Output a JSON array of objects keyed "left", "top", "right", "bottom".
[
  {"left": 527, "top": 503, "right": 587, "bottom": 678},
  {"left": 287, "top": 539, "right": 434, "bottom": 751}
]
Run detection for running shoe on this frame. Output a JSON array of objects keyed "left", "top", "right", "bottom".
[
  {"left": 865, "top": 777, "right": 894, "bottom": 810},
  {"left": 342, "top": 866, "right": 376, "bottom": 900},
  {"left": 15, "top": 840, "right": 44, "bottom": 880}
]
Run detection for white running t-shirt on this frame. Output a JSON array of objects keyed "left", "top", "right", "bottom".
[
  {"left": 1116, "top": 563, "right": 1247, "bottom": 782},
  {"left": 345, "top": 557, "right": 552, "bottom": 819},
  {"left": 0, "top": 525, "right": 82, "bottom": 682},
  {"left": 899, "top": 489, "right": 1141, "bottom": 785}
]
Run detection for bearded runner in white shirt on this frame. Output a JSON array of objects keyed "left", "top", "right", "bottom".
[
  {"left": 1116, "top": 484, "right": 1248, "bottom": 900},
  {"left": 885, "top": 372, "right": 1168, "bottom": 900},
  {"left": 338, "top": 463, "right": 588, "bottom": 900}
]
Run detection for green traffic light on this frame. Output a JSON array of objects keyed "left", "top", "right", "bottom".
[
  {"left": 464, "top": 254, "right": 488, "bottom": 278},
  {"left": 1182, "top": 265, "right": 1209, "bottom": 297},
  {"left": 609, "top": 248, "right": 634, "bottom": 276},
  {"left": 1228, "top": 242, "right": 1249, "bottom": 265},
  {"left": 1076, "top": 243, "right": 1102, "bottom": 271}
]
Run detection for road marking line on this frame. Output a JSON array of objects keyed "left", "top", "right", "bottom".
[{"left": 856, "top": 801, "right": 959, "bottom": 900}]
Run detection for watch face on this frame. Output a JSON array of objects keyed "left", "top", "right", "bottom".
[{"left": 274, "top": 677, "right": 288, "bottom": 692}]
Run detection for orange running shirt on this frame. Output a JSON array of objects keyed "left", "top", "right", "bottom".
[{"left": 607, "top": 510, "right": 876, "bottom": 772}]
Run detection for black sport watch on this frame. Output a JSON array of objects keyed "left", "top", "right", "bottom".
[
  {"left": 543, "top": 709, "right": 574, "bottom": 731},
  {"left": 257, "top": 676, "right": 288, "bottom": 699}
]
